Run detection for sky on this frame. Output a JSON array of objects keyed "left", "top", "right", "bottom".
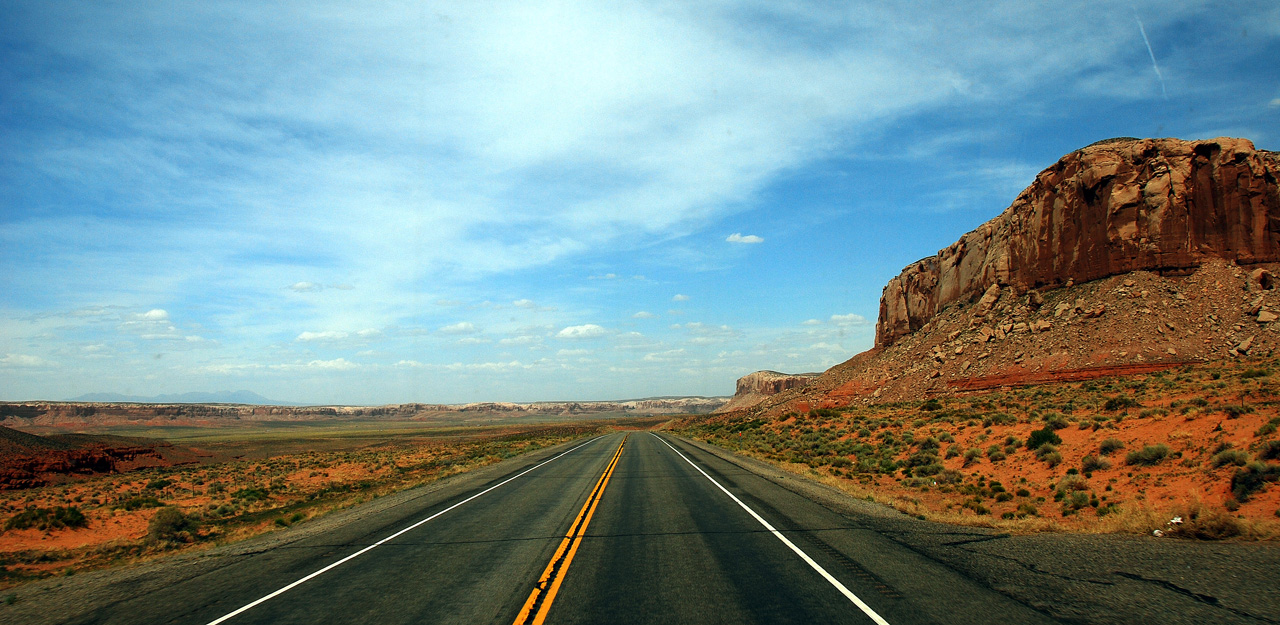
[{"left": 2, "top": 1, "right": 1278, "bottom": 405}]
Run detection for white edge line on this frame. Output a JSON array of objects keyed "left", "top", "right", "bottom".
[
  {"left": 653, "top": 433, "right": 891, "bottom": 625},
  {"left": 206, "top": 435, "right": 604, "bottom": 625}
]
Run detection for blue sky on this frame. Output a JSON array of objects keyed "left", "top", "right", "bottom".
[{"left": 2, "top": 1, "right": 1278, "bottom": 404}]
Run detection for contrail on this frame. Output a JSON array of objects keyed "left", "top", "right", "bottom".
[{"left": 1134, "top": 14, "right": 1168, "bottom": 100}]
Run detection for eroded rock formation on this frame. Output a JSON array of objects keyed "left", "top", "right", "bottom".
[
  {"left": 718, "top": 371, "right": 819, "bottom": 412},
  {"left": 877, "top": 137, "right": 1280, "bottom": 346}
]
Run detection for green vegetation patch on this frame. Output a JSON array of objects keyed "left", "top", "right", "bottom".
[{"left": 5, "top": 506, "right": 87, "bottom": 531}]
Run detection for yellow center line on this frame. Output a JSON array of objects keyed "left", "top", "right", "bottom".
[{"left": 513, "top": 434, "right": 627, "bottom": 625}]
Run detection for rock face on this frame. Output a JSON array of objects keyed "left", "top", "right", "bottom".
[
  {"left": 718, "top": 371, "right": 819, "bottom": 412},
  {"left": 877, "top": 138, "right": 1280, "bottom": 347}
]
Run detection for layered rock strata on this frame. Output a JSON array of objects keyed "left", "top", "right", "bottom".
[{"left": 877, "top": 138, "right": 1280, "bottom": 346}]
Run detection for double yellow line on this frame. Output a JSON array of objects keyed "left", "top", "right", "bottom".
[{"left": 513, "top": 434, "right": 627, "bottom": 625}]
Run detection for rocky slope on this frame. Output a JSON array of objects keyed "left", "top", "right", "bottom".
[
  {"left": 878, "top": 137, "right": 1280, "bottom": 347},
  {"left": 0, "top": 426, "right": 183, "bottom": 489},
  {"left": 742, "top": 137, "right": 1280, "bottom": 416},
  {"left": 717, "top": 371, "right": 820, "bottom": 412}
]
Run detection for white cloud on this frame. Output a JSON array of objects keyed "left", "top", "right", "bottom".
[
  {"left": 513, "top": 299, "right": 537, "bottom": 308},
  {"left": 830, "top": 313, "right": 870, "bottom": 326},
  {"left": 1, "top": 354, "right": 52, "bottom": 368},
  {"left": 396, "top": 360, "right": 425, "bottom": 368},
  {"left": 672, "top": 294, "right": 691, "bottom": 302},
  {"left": 632, "top": 311, "right": 657, "bottom": 319},
  {"left": 557, "top": 324, "right": 607, "bottom": 339},
  {"left": 725, "top": 233, "right": 764, "bottom": 244},
  {"left": 1271, "top": 98, "right": 1280, "bottom": 108},
  {"left": 439, "top": 322, "right": 479, "bottom": 335},
  {"left": 643, "top": 349, "right": 686, "bottom": 362},
  {"left": 141, "top": 309, "right": 169, "bottom": 320},
  {"left": 557, "top": 348, "right": 590, "bottom": 356},
  {"left": 456, "top": 337, "right": 492, "bottom": 345},
  {"left": 290, "top": 281, "right": 321, "bottom": 292},
  {"left": 301, "top": 358, "right": 358, "bottom": 371},
  {"left": 297, "top": 330, "right": 348, "bottom": 342},
  {"left": 499, "top": 335, "right": 542, "bottom": 346},
  {"left": 801, "top": 319, "right": 822, "bottom": 326}
]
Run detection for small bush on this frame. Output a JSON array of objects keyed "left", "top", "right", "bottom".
[
  {"left": 148, "top": 507, "right": 198, "bottom": 544},
  {"left": 1230, "top": 462, "right": 1280, "bottom": 502},
  {"left": 1034, "top": 443, "right": 1058, "bottom": 459},
  {"left": 1211, "top": 449, "right": 1250, "bottom": 468},
  {"left": 145, "top": 479, "right": 173, "bottom": 491},
  {"left": 919, "top": 399, "right": 942, "bottom": 411},
  {"left": 1044, "top": 413, "right": 1069, "bottom": 430},
  {"left": 5, "top": 506, "right": 88, "bottom": 531},
  {"left": 1258, "top": 440, "right": 1280, "bottom": 461},
  {"left": 1126, "top": 444, "right": 1171, "bottom": 466},
  {"left": 232, "top": 487, "right": 269, "bottom": 501},
  {"left": 1104, "top": 396, "right": 1139, "bottom": 411},
  {"left": 1026, "top": 428, "right": 1062, "bottom": 450},
  {"left": 1099, "top": 438, "right": 1125, "bottom": 455},
  {"left": 1241, "top": 368, "right": 1270, "bottom": 379},
  {"left": 1081, "top": 455, "right": 1111, "bottom": 472},
  {"left": 1041, "top": 451, "right": 1063, "bottom": 467},
  {"left": 115, "top": 496, "right": 163, "bottom": 511},
  {"left": 1255, "top": 418, "right": 1280, "bottom": 437}
]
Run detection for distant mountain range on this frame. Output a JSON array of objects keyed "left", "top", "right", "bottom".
[{"left": 68, "top": 390, "right": 299, "bottom": 405}]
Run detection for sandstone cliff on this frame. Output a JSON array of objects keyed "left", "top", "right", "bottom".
[
  {"left": 718, "top": 370, "right": 819, "bottom": 412},
  {"left": 877, "top": 137, "right": 1280, "bottom": 347}
]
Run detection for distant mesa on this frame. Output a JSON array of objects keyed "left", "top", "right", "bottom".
[{"left": 718, "top": 370, "right": 820, "bottom": 412}]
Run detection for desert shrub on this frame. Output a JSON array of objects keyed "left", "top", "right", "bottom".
[
  {"left": 114, "top": 496, "right": 163, "bottom": 511},
  {"left": 919, "top": 399, "right": 942, "bottom": 411},
  {"left": 1016, "top": 502, "right": 1038, "bottom": 517},
  {"left": 145, "top": 479, "right": 173, "bottom": 491},
  {"left": 944, "top": 446, "right": 960, "bottom": 459},
  {"left": 1099, "top": 438, "right": 1125, "bottom": 455},
  {"left": 1041, "top": 452, "right": 1063, "bottom": 467},
  {"left": 5, "top": 506, "right": 87, "bottom": 531},
  {"left": 147, "top": 507, "right": 198, "bottom": 544},
  {"left": 1211, "top": 449, "right": 1250, "bottom": 468},
  {"left": 1104, "top": 396, "right": 1139, "bottom": 411},
  {"left": 962, "top": 448, "right": 981, "bottom": 466},
  {"left": 1126, "top": 444, "right": 1171, "bottom": 466},
  {"left": 1081, "top": 455, "right": 1111, "bottom": 472},
  {"left": 1258, "top": 440, "right": 1280, "bottom": 461},
  {"left": 1055, "top": 474, "right": 1089, "bottom": 494},
  {"left": 936, "top": 469, "right": 964, "bottom": 484},
  {"left": 1241, "top": 368, "right": 1270, "bottom": 379},
  {"left": 995, "top": 492, "right": 1013, "bottom": 502},
  {"left": 1255, "top": 418, "right": 1280, "bottom": 437},
  {"left": 1169, "top": 510, "right": 1242, "bottom": 540},
  {"left": 1034, "top": 443, "right": 1058, "bottom": 459},
  {"left": 1223, "top": 405, "right": 1252, "bottom": 419},
  {"left": 986, "top": 445, "right": 1006, "bottom": 461},
  {"left": 938, "top": 432, "right": 955, "bottom": 443},
  {"left": 232, "top": 487, "right": 269, "bottom": 501},
  {"left": 1230, "top": 462, "right": 1280, "bottom": 502},
  {"left": 1026, "top": 428, "right": 1062, "bottom": 450},
  {"left": 1043, "top": 413, "right": 1069, "bottom": 430}
]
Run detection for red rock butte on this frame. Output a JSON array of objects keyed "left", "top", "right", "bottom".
[{"left": 876, "top": 137, "right": 1280, "bottom": 347}]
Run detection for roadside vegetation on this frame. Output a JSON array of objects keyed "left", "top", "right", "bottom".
[
  {"left": 673, "top": 358, "right": 1280, "bottom": 540},
  {"left": 0, "top": 423, "right": 600, "bottom": 589}
]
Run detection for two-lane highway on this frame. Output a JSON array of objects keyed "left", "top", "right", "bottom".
[{"left": 26, "top": 432, "right": 1055, "bottom": 624}]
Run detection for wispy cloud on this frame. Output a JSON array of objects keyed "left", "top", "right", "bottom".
[{"left": 726, "top": 233, "right": 764, "bottom": 244}]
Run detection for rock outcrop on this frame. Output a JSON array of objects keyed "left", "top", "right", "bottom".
[
  {"left": 718, "top": 371, "right": 819, "bottom": 412},
  {"left": 877, "top": 137, "right": 1280, "bottom": 346}
]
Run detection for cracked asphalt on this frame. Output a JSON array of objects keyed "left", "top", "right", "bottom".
[{"left": 1, "top": 433, "right": 1276, "bottom": 624}]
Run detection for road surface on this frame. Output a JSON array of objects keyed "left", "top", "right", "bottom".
[{"left": 4, "top": 432, "right": 1277, "bottom": 624}]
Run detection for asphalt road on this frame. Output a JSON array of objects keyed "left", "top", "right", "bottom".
[{"left": 4, "top": 432, "right": 1278, "bottom": 625}]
